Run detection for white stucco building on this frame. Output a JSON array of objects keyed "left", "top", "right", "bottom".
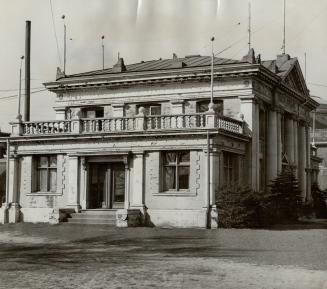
[{"left": 0, "top": 49, "right": 319, "bottom": 228}]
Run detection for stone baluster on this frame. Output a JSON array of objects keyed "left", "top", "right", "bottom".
[{"left": 135, "top": 107, "right": 145, "bottom": 131}]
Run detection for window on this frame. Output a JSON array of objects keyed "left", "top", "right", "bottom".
[
  {"left": 163, "top": 151, "right": 190, "bottom": 191},
  {"left": 137, "top": 104, "right": 162, "bottom": 129},
  {"left": 136, "top": 104, "right": 161, "bottom": 116},
  {"left": 223, "top": 152, "right": 239, "bottom": 188},
  {"left": 36, "top": 156, "right": 57, "bottom": 192},
  {"left": 196, "top": 100, "right": 223, "bottom": 114},
  {"left": 82, "top": 107, "right": 104, "bottom": 118}
]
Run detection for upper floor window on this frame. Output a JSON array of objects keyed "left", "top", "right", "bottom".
[
  {"left": 196, "top": 100, "right": 223, "bottom": 114},
  {"left": 36, "top": 156, "right": 57, "bottom": 193},
  {"left": 162, "top": 151, "right": 190, "bottom": 191},
  {"left": 137, "top": 104, "right": 161, "bottom": 116},
  {"left": 82, "top": 107, "right": 104, "bottom": 118}
]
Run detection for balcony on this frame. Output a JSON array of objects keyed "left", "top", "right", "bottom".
[{"left": 11, "top": 113, "right": 245, "bottom": 137}]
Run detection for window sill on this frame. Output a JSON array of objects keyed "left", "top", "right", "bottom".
[
  {"left": 152, "top": 191, "right": 196, "bottom": 197},
  {"left": 26, "top": 192, "right": 63, "bottom": 196}
]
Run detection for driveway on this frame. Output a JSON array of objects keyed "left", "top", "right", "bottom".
[{"left": 0, "top": 223, "right": 326, "bottom": 289}]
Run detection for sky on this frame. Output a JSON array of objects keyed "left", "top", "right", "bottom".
[{"left": 0, "top": 0, "right": 327, "bottom": 132}]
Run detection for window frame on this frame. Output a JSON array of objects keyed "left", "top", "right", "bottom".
[
  {"left": 223, "top": 151, "right": 240, "bottom": 189},
  {"left": 35, "top": 156, "right": 58, "bottom": 193},
  {"left": 162, "top": 151, "right": 190, "bottom": 192}
]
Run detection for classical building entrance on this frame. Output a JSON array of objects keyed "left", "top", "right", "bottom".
[{"left": 87, "top": 162, "right": 125, "bottom": 209}]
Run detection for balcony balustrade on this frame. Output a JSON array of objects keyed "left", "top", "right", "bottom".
[{"left": 12, "top": 113, "right": 244, "bottom": 136}]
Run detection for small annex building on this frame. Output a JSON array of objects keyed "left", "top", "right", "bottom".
[{"left": 0, "top": 49, "right": 319, "bottom": 228}]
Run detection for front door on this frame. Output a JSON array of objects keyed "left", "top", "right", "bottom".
[{"left": 88, "top": 162, "right": 125, "bottom": 209}]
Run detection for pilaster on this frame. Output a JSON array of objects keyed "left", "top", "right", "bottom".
[
  {"left": 298, "top": 123, "right": 307, "bottom": 200},
  {"left": 293, "top": 119, "right": 299, "bottom": 172},
  {"left": 267, "top": 109, "right": 278, "bottom": 182},
  {"left": 240, "top": 98, "right": 260, "bottom": 191},
  {"left": 276, "top": 110, "right": 282, "bottom": 173},
  {"left": 286, "top": 115, "right": 295, "bottom": 164},
  {"left": 7, "top": 156, "right": 21, "bottom": 223},
  {"left": 67, "top": 156, "right": 81, "bottom": 212}
]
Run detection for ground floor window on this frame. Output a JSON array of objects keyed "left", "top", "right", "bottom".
[
  {"left": 162, "top": 151, "right": 190, "bottom": 191},
  {"left": 223, "top": 152, "right": 239, "bottom": 188},
  {"left": 35, "top": 156, "right": 57, "bottom": 192}
]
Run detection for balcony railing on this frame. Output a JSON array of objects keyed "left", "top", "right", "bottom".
[
  {"left": 13, "top": 113, "right": 245, "bottom": 136},
  {"left": 23, "top": 120, "right": 72, "bottom": 135}
]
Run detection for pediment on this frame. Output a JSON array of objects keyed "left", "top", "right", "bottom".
[{"left": 282, "top": 60, "right": 309, "bottom": 97}]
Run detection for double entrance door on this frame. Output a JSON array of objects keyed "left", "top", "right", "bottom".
[{"left": 88, "top": 162, "right": 125, "bottom": 209}]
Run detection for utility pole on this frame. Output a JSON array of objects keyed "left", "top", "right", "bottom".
[
  {"left": 210, "top": 36, "right": 215, "bottom": 108},
  {"left": 282, "top": 0, "right": 286, "bottom": 54},
  {"left": 62, "top": 15, "right": 66, "bottom": 74},
  {"left": 24, "top": 20, "right": 31, "bottom": 122},
  {"left": 17, "top": 56, "right": 24, "bottom": 120},
  {"left": 101, "top": 35, "right": 105, "bottom": 69},
  {"left": 248, "top": 1, "right": 251, "bottom": 51}
]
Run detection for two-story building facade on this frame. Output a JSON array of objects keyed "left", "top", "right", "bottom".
[{"left": 0, "top": 49, "right": 318, "bottom": 228}]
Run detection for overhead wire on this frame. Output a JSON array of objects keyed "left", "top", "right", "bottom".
[
  {"left": 49, "top": 0, "right": 62, "bottom": 68},
  {"left": 0, "top": 86, "right": 44, "bottom": 92},
  {"left": 0, "top": 89, "right": 48, "bottom": 101}
]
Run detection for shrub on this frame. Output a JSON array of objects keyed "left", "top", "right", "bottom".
[
  {"left": 311, "top": 183, "right": 327, "bottom": 218},
  {"left": 217, "top": 187, "right": 261, "bottom": 228}
]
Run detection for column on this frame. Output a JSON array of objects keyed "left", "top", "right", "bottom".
[
  {"left": 305, "top": 126, "right": 312, "bottom": 201},
  {"left": 298, "top": 124, "right": 306, "bottom": 200},
  {"left": 204, "top": 147, "right": 220, "bottom": 228},
  {"left": 285, "top": 116, "right": 295, "bottom": 164},
  {"left": 116, "top": 155, "right": 142, "bottom": 227},
  {"left": 240, "top": 98, "right": 260, "bottom": 191},
  {"left": 277, "top": 111, "right": 282, "bottom": 173},
  {"left": 124, "top": 159, "right": 130, "bottom": 210},
  {"left": 293, "top": 119, "right": 299, "bottom": 171},
  {"left": 8, "top": 157, "right": 20, "bottom": 223},
  {"left": 67, "top": 156, "right": 81, "bottom": 212},
  {"left": 267, "top": 109, "right": 278, "bottom": 182},
  {"left": 130, "top": 153, "right": 144, "bottom": 210}
]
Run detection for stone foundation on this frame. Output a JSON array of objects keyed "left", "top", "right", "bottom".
[
  {"left": 116, "top": 209, "right": 142, "bottom": 227},
  {"left": 146, "top": 209, "right": 208, "bottom": 228}
]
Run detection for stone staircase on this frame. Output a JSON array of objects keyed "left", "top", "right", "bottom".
[{"left": 66, "top": 209, "right": 117, "bottom": 225}]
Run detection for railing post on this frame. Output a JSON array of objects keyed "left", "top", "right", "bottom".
[
  {"left": 10, "top": 119, "right": 24, "bottom": 136},
  {"left": 135, "top": 107, "right": 145, "bottom": 131},
  {"left": 71, "top": 110, "right": 82, "bottom": 134},
  {"left": 205, "top": 103, "right": 217, "bottom": 128}
]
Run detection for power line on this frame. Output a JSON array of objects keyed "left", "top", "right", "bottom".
[
  {"left": 0, "top": 86, "right": 44, "bottom": 92},
  {"left": 0, "top": 89, "right": 47, "bottom": 101},
  {"left": 49, "top": 0, "right": 62, "bottom": 67}
]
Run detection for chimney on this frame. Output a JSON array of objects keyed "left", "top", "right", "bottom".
[
  {"left": 24, "top": 20, "right": 31, "bottom": 122},
  {"left": 112, "top": 57, "right": 126, "bottom": 73},
  {"left": 276, "top": 54, "right": 290, "bottom": 69}
]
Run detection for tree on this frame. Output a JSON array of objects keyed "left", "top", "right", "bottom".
[{"left": 261, "top": 166, "right": 302, "bottom": 225}]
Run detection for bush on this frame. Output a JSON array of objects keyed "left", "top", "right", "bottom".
[
  {"left": 217, "top": 187, "right": 261, "bottom": 228},
  {"left": 311, "top": 183, "right": 327, "bottom": 218}
]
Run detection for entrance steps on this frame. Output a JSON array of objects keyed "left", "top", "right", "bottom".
[{"left": 67, "top": 209, "right": 117, "bottom": 225}]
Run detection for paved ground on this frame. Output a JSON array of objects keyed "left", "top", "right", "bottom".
[{"left": 0, "top": 223, "right": 326, "bottom": 289}]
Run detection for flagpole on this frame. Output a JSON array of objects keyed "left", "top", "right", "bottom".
[
  {"left": 62, "top": 15, "right": 66, "bottom": 74},
  {"left": 101, "top": 35, "right": 105, "bottom": 69},
  {"left": 17, "top": 56, "right": 24, "bottom": 120},
  {"left": 209, "top": 37, "right": 215, "bottom": 111}
]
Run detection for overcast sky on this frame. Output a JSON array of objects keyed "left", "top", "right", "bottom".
[{"left": 0, "top": 0, "right": 327, "bottom": 131}]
